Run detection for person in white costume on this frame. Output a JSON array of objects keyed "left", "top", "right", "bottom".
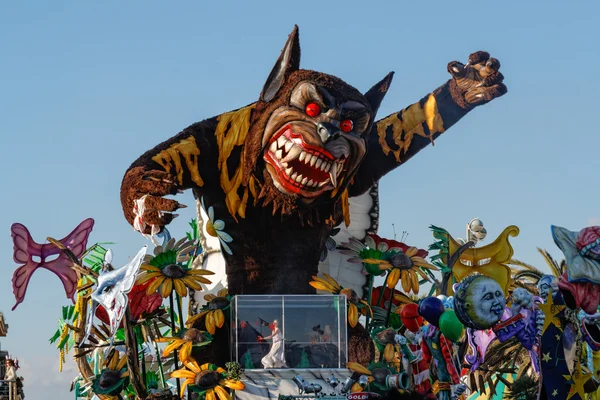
[{"left": 258, "top": 320, "right": 287, "bottom": 368}]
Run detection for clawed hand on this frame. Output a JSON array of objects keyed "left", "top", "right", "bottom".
[{"left": 447, "top": 51, "right": 507, "bottom": 106}]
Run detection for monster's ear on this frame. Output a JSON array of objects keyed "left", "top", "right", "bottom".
[
  {"left": 364, "top": 72, "right": 394, "bottom": 118},
  {"left": 260, "top": 25, "right": 301, "bottom": 102}
]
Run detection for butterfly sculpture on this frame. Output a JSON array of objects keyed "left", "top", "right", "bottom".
[
  {"left": 82, "top": 246, "right": 147, "bottom": 345},
  {"left": 10, "top": 218, "right": 95, "bottom": 310}
]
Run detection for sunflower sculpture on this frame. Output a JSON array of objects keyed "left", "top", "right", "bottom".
[
  {"left": 137, "top": 238, "right": 215, "bottom": 298},
  {"left": 89, "top": 350, "right": 129, "bottom": 398},
  {"left": 309, "top": 274, "right": 372, "bottom": 327},
  {"left": 156, "top": 327, "right": 214, "bottom": 363},
  {"left": 186, "top": 289, "right": 231, "bottom": 334},
  {"left": 171, "top": 359, "right": 245, "bottom": 399},
  {"left": 343, "top": 234, "right": 437, "bottom": 294}
]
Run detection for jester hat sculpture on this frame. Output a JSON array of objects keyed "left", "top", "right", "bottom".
[
  {"left": 447, "top": 225, "right": 519, "bottom": 295},
  {"left": 551, "top": 225, "right": 600, "bottom": 313},
  {"left": 10, "top": 218, "right": 95, "bottom": 310}
]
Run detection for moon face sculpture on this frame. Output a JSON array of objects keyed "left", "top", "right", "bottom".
[{"left": 454, "top": 275, "right": 506, "bottom": 330}]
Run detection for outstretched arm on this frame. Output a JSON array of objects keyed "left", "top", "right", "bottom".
[
  {"left": 349, "top": 51, "right": 506, "bottom": 196},
  {"left": 120, "top": 117, "right": 220, "bottom": 235}
]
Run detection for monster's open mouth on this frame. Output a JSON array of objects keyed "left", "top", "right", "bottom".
[{"left": 263, "top": 125, "right": 346, "bottom": 196}]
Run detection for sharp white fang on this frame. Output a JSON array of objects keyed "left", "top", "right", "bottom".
[
  {"left": 285, "top": 167, "right": 293, "bottom": 176},
  {"left": 299, "top": 151, "right": 306, "bottom": 162},
  {"left": 329, "top": 163, "right": 338, "bottom": 187},
  {"left": 322, "top": 161, "right": 330, "bottom": 172},
  {"left": 296, "top": 174, "right": 304, "bottom": 183},
  {"left": 269, "top": 142, "right": 277, "bottom": 152},
  {"left": 284, "top": 141, "right": 293, "bottom": 152},
  {"left": 310, "top": 156, "right": 317, "bottom": 167},
  {"left": 281, "top": 162, "right": 288, "bottom": 168},
  {"left": 291, "top": 172, "right": 298, "bottom": 180},
  {"left": 281, "top": 145, "right": 302, "bottom": 162},
  {"left": 301, "top": 176, "right": 308, "bottom": 185},
  {"left": 275, "top": 149, "right": 283, "bottom": 159},
  {"left": 277, "top": 136, "right": 286, "bottom": 147},
  {"left": 315, "top": 158, "right": 323, "bottom": 170},
  {"left": 318, "top": 180, "right": 328, "bottom": 187},
  {"left": 308, "top": 179, "right": 315, "bottom": 187}
]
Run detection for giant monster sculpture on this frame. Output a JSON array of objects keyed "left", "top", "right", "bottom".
[{"left": 120, "top": 26, "right": 507, "bottom": 298}]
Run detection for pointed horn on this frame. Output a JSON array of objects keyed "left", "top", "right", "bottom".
[
  {"left": 260, "top": 25, "right": 301, "bottom": 102},
  {"left": 364, "top": 72, "right": 394, "bottom": 118}
]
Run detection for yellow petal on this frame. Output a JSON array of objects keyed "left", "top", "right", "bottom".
[
  {"left": 322, "top": 273, "right": 341, "bottom": 291},
  {"left": 384, "top": 343, "right": 395, "bottom": 362},
  {"left": 179, "top": 342, "right": 193, "bottom": 363},
  {"left": 141, "top": 264, "right": 161, "bottom": 272},
  {"left": 401, "top": 270, "right": 411, "bottom": 293},
  {"left": 206, "top": 389, "right": 217, "bottom": 400},
  {"left": 309, "top": 281, "right": 336, "bottom": 293},
  {"left": 348, "top": 303, "right": 358, "bottom": 328},
  {"left": 117, "top": 355, "right": 127, "bottom": 371},
  {"left": 186, "top": 311, "right": 209, "bottom": 327},
  {"left": 351, "top": 382, "right": 364, "bottom": 393},
  {"left": 136, "top": 271, "right": 162, "bottom": 284},
  {"left": 173, "top": 278, "right": 188, "bottom": 298},
  {"left": 217, "top": 288, "right": 229, "bottom": 297},
  {"left": 108, "top": 351, "right": 119, "bottom": 370},
  {"left": 155, "top": 336, "right": 176, "bottom": 343},
  {"left": 359, "top": 300, "right": 373, "bottom": 317},
  {"left": 184, "top": 359, "right": 201, "bottom": 373},
  {"left": 160, "top": 278, "right": 173, "bottom": 298},
  {"left": 387, "top": 269, "right": 400, "bottom": 289},
  {"left": 216, "top": 367, "right": 226, "bottom": 374},
  {"left": 405, "top": 247, "right": 418, "bottom": 257},
  {"left": 182, "top": 276, "right": 203, "bottom": 291},
  {"left": 214, "top": 385, "right": 232, "bottom": 400},
  {"left": 188, "top": 269, "right": 215, "bottom": 275},
  {"left": 191, "top": 275, "right": 213, "bottom": 285},
  {"left": 346, "top": 362, "right": 372, "bottom": 375},
  {"left": 180, "top": 379, "right": 189, "bottom": 399},
  {"left": 200, "top": 363, "right": 212, "bottom": 371},
  {"left": 221, "top": 379, "right": 245, "bottom": 390},
  {"left": 311, "top": 276, "right": 337, "bottom": 292},
  {"left": 409, "top": 270, "right": 419, "bottom": 294},
  {"left": 162, "top": 339, "right": 184, "bottom": 357},
  {"left": 171, "top": 369, "right": 196, "bottom": 379},
  {"left": 206, "top": 312, "right": 216, "bottom": 334},
  {"left": 146, "top": 275, "right": 166, "bottom": 295},
  {"left": 362, "top": 258, "right": 386, "bottom": 265},
  {"left": 204, "top": 294, "right": 216, "bottom": 302},
  {"left": 212, "top": 309, "right": 224, "bottom": 328}
]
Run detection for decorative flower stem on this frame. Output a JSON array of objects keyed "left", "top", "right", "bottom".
[
  {"left": 152, "top": 337, "right": 166, "bottom": 388},
  {"left": 175, "top": 292, "right": 192, "bottom": 399},
  {"left": 376, "top": 272, "right": 392, "bottom": 308},
  {"left": 123, "top": 308, "right": 147, "bottom": 399},
  {"left": 384, "top": 293, "right": 394, "bottom": 329},
  {"left": 365, "top": 275, "right": 374, "bottom": 330},
  {"left": 169, "top": 293, "right": 181, "bottom": 398}
]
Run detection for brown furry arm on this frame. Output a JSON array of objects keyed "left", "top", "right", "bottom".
[
  {"left": 349, "top": 51, "right": 507, "bottom": 196},
  {"left": 120, "top": 118, "right": 219, "bottom": 233},
  {"left": 348, "top": 80, "right": 471, "bottom": 196}
]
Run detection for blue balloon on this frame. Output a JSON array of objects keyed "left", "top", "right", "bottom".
[{"left": 418, "top": 297, "right": 446, "bottom": 327}]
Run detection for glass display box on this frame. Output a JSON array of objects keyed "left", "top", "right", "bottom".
[{"left": 231, "top": 295, "right": 347, "bottom": 370}]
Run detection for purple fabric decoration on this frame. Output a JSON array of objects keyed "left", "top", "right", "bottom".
[
  {"left": 10, "top": 218, "right": 95, "bottom": 310},
  {"left": 465, "top": 328, "right": 497, "bottom": 371}
]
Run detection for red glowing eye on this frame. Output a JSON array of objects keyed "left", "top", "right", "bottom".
[
  {"left": 340, "top": 119, "right": 353, "bottom": 133},
  {"left": 305, "top": 102, "right": 321, "bottom": 117}
]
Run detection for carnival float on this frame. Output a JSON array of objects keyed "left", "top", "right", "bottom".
[{"left": 8, "top": 26, "right": 600, "bottom": 400}]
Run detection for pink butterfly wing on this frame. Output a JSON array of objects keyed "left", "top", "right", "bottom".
[
  {"left": 10, "top": 219, "right": 95, "bottom": 310},
  {"left": 10, "top": 223, "right": 42, "bottom": 310}
]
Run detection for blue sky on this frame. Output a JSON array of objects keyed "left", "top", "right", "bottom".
[{"left": 1, "top": 1, "right": 599, "bottom": 398}]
